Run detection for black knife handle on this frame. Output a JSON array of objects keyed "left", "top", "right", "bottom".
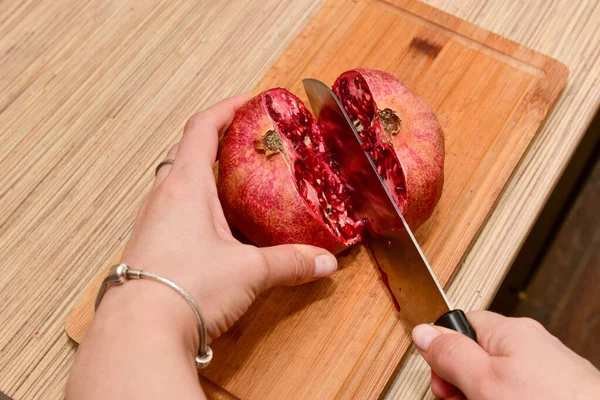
[{"left": 435, "top": 309, "right": 477, "bottom": 341}]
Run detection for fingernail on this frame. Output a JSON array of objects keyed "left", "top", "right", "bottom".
[
  {"left": 412, "top": 324, "right": 441, "bottom": 351},
  {"left": 314, "top": 255, "right": 338, "bottom": 278}
]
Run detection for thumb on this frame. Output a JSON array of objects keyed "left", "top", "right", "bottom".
[
  {"left": 412, "top": 324, "right": 491, "bottom": 397},
  {"left": 259, "top": 244, "right": 338, "bottom": 288}
]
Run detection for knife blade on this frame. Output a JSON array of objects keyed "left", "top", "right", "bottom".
[{"left": 303, "top": 78, "right": 475, "bottom": 339}]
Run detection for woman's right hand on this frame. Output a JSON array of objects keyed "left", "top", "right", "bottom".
[{"left": 412, "top": 311, "right": 600, "bottom": 399}]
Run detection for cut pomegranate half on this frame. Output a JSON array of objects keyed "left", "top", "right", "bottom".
[{"left": 217, "top": 69, "right": 445, "bottom": 254}]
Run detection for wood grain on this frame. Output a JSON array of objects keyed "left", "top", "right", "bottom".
[
  {"left": 0, "top": 0, "right": 598, "bottom": 399},
  {"left": 63, "top": 0, "right": 568, "bottom": 398}
]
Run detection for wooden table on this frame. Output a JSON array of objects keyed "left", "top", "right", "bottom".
[{"left": 0, "top": 0, "right": 598, "bottom": 398}]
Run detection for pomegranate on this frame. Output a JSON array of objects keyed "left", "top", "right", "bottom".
[
  {"left": 217, "top": 69, "right": 444, "bottom": 254},
  {"left": 218, "top": 89, "right": 362, "bottom": 254},
  {"left": 332, "top": 69, "right": 444, "bottom": 230}
]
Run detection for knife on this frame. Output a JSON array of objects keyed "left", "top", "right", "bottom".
[{"left": 303, "top": 78, "right": 476, "bottom": 340}]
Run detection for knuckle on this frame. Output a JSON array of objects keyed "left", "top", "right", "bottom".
[
  {"left": 167, "top": 143, "right": 179, "bottom": 157},
  {"left": 247, "top": 246, "right": 270, "bottom": 289},
  {"left": 292, "top": 246, "right": 309, "bottom": 284},
  {"left": 522, "top": 317, "right": 546, "bottom": 331},
  {"left": 184, "top": 113, "right": 205, "bottom": 133},
  {"left": 247, "top": 245, "right": 267, "bottom": 266},
  {"left": 154, "top": 180, "right": 184, "bottom": 205},
  {"left": 513, "top": 317, "right": 546, "bottom": 333}
]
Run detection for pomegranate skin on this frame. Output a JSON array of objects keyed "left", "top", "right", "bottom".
[
  {"left": 333, "top": 69, "right": 445, "bottom": 230},
  {"left": 217, "top": 90, "right": 356, "bottom": 254}
]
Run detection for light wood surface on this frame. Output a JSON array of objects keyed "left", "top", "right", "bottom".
[
  {"left": 0, "top": 1, "right": 598, "bottom": 400},
  {"left": 63, "top": 0, "right": 569, "bottom": 398}
]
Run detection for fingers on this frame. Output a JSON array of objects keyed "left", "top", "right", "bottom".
[
  {"left": 468, "top": 311, "right": 550, "bottom": 356},
  {"left": 465, "top": 310, "right": 509, "bottom": 352},
  {"left": 175, "top": 94, "right": 252, "bottom": 176},
  {"left": 154, "top": 143, "right": 179, "bottom": 187},
  {"left": 412, "top": 324, "right": 491, "bottom": 397},
  {"left": 466, "top": 310, "right": 507, "bottom": 333},
  {"left": 431, "top": 370, "right": 461, "bottom": 399},
  {"left": 258, "top": 244, "right": 338, "bottom": 288}
]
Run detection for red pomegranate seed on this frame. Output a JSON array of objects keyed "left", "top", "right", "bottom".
[
  {"left": 303, "top": 169, "right": 314, "bottom": 181},
  {"left": 340, "top": 224, "right": 356, "bottom": 239},
  {"left": 384, "top": 150, "right": 394, "bottom": 170}
]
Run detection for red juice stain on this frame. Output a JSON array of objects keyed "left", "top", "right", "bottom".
[{"left": 378, "top": 267, "right": 401, "bottom": 312}]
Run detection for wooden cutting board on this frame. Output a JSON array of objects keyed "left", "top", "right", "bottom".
[{"left": 65, "top": 0, "right": 568, "bottom": 398}]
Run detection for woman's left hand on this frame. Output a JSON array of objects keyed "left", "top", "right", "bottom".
[
  {"left": 67, "top": 94, "right": 338, "bottom": 400},
  {"left": 120, "top": 93, "right": 338, "bottom": 342}
]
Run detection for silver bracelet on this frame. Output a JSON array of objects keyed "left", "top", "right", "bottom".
[{"left": 94, "top": 263, "right": 213, "bottom": 369}]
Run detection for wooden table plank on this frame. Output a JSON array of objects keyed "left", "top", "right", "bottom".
[{"left": 0, "top": 0, "right": 598, "bottom": 398}]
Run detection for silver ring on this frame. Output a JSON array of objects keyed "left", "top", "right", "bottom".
[{"left": 155, "top": 159, "right": 175, "bottom": 176}]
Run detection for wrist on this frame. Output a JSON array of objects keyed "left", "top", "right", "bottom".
[
  {"left": 72, "top": 274, "right": 208, "bottom": 400},
  {"left": 94, "top": 278, "right": 201, "bottom": 357}
]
